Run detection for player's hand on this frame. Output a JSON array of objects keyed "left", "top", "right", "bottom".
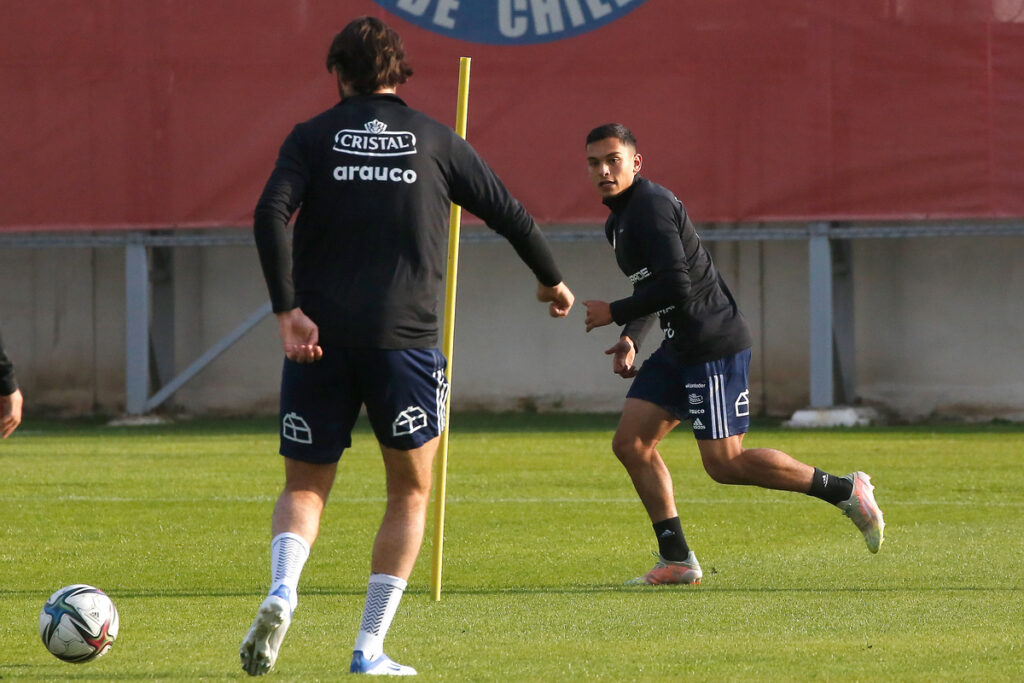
[
  {"left": 583, "top": 300, "right": 613, "bottom": 332},
  {"left": 536, "top": 281, "right": 574, "bottom": 318},
  {"left": 1, "top": 388, "right": 23, "bottom": 439},
  {"left": 276, "top": 308, "right": 323, "bottom": 363},
  {"left": 605, "top": 338, "right": 639, "bottom": 378}
]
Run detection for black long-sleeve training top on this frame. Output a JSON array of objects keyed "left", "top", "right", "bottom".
[
  {"left": 254, "top": 93, "right": 562, "bottom": 349},
  {"left": 604, "top": 176, "right": 752, "bottom": 364},
  {"left": 0, "top": 332, "right": 17, "bottom": 395}
]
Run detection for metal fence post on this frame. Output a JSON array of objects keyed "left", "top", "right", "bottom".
[
  {"left": 808, "top": 222, "right": 834, "bottom": 408},
  {"left": 124, "top": 239, "right": 149, "bottom": 415}
]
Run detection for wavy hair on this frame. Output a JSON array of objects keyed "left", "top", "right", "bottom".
[{"left": 325, "top": 16, "right": 414, "bottom": 94}]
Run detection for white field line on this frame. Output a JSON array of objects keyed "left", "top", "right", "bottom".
[{"left": 0, "top": 495, "right": 1022, "bottom": 506}]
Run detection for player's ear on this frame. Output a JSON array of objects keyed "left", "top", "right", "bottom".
[{"left": 633, "top": 153, "right": 642, "bottom": 173}]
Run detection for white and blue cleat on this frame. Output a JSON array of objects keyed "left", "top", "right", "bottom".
[
  {"left": 350, "top": 650, "right": 417, "bottom": 676},
  {"left": 240, "top": 593, "right": 292, "bottom": 676}
]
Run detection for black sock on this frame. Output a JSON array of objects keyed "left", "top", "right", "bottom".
[
  {"left": 807, "top": 467, "right": 853, "bottom": 505},
  {"left": 652, "top": 517, "right": 690, "bottom": 561}
]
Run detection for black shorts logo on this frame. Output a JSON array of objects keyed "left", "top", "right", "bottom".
[
  {"left": 392, "top": 406, "right": 428, "bottom": 437},
  {"left": 735, "top": 390, "right": 750, "bottom": 418},
  {"left": 282, "top": 412, "right": 312, "bottom": 444}
]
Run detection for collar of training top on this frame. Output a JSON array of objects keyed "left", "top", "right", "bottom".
[
  {"left": 337, "top": 93, "right": 408, "bottom": 107},
  {"left": 602, "top": 175, "right": 645, "bottom": 213}
]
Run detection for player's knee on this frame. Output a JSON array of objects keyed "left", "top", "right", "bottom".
[
  {"left": 704, "top": 463, "right": 732, "bottom": 484},
  {"left": 611, "top": 432, "right": 651, "bottom": 465},
  {"left": 702, "top": 452, "right": 741, "bottom": 484},
  {"left": 282, "top": 474, "right": 334, "bottom": 501},
  {"left": 387, "top": 474, "right": 432, "bottom": 502},
  {"left": 611, "top": 433, "right": 633, "bottom": 460}
]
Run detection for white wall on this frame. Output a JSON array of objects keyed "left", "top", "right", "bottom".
[
  {"left": 2, "top": 228, "right": 1022, "bottom": 421},
  {"left": 854, "top": 236, "right": 1024, "bottom": 420}
]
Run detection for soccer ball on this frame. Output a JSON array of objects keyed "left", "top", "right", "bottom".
[{"left": 39, "top": 584, "right": 119, "bottom": 663}]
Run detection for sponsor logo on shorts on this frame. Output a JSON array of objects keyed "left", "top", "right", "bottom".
[
  {"left": 282, "top": 412, "right": 313, "bottom": 444},
  {"left": 688, "top": 393, "right": 703, "bottom": 405},
  {"left": 685, "top": 383, "right": 706, "bottom": 389},
  {"left": 692, "top": 418, "right": 706, "bottom": 430},
  {"left": 393, "top": 406, "right": 429, "bottom": 437},
  {"left": 689, "top": 408, "right": 705, "bottom": 415},
  {"left": 735, "top": 390, "right": 750, "bottom": 417}
]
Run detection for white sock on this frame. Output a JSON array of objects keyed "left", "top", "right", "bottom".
[
  {"left": 353, "top": 573, "right": 407, "bottom": 660},
  {"left": 268, "top": 532, "right": 310, "bottom": 613}
]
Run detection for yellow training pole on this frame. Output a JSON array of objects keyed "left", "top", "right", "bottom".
[{"left": 431, "top": 56, "right": 471, "bottom": 602}]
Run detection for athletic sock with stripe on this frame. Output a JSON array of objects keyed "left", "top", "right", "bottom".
[
  {"left": 807, "top": 467, "right": 854, "bottom": 505},
  {"left": 353, "top": 573, "right": 407, "bottom": 661},
  {"left": 652, "top": 516, "right": 691, "bottom": 562},
  {"left": 268, "top": 532, "right": 309, "bottom": 613}
]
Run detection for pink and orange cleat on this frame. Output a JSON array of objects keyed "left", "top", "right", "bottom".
[
  {"left": 839, "top": 471, "right": 885, "bottom": 553},
  {"left": 626, "top": 551, "right": 703, "bottom": 586}
]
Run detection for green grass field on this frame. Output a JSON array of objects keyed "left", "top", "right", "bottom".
[{"left": 2, "top": 414, "right": 1022, "bottom": 681}]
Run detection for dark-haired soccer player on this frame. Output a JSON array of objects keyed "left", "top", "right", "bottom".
[
  {"left": 581, "top": 123, "right": 883, "bottom": 586},
  {"left": 240, "top": 16, "right": 574, "bottom": 677}
]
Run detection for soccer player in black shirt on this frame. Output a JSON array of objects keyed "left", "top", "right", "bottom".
[
  {"left": 240, "top": 17, "right": 574, "bottom": 677},
  {"left": 0, "top": 332, "right": 22, "bottom": 439},
  {"left": 581, "top": 124, "right": 883, "bottom": 586}
]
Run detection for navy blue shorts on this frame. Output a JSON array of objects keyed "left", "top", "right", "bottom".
[
  {"left": 627, "top": 343, "right": 751, "bottom": 440},
  {"left": 278, "top": 347, "right": 449, "bottom": 463}
]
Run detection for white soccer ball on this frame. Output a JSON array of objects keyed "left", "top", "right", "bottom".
[{"left": 39, "top": 584, "right": 119, "bottom": 663}]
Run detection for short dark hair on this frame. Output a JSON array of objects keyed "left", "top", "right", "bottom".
[
  {"left": 325, "top": 16, "right": 414, "bottom": 94},
  {"left": 586, "top": 123, "right": 637, "bottom": 150}
]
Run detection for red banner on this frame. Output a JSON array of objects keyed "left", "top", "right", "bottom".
[{"left": 1, "top": 0, "right": 1021, "bottom": 232}]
